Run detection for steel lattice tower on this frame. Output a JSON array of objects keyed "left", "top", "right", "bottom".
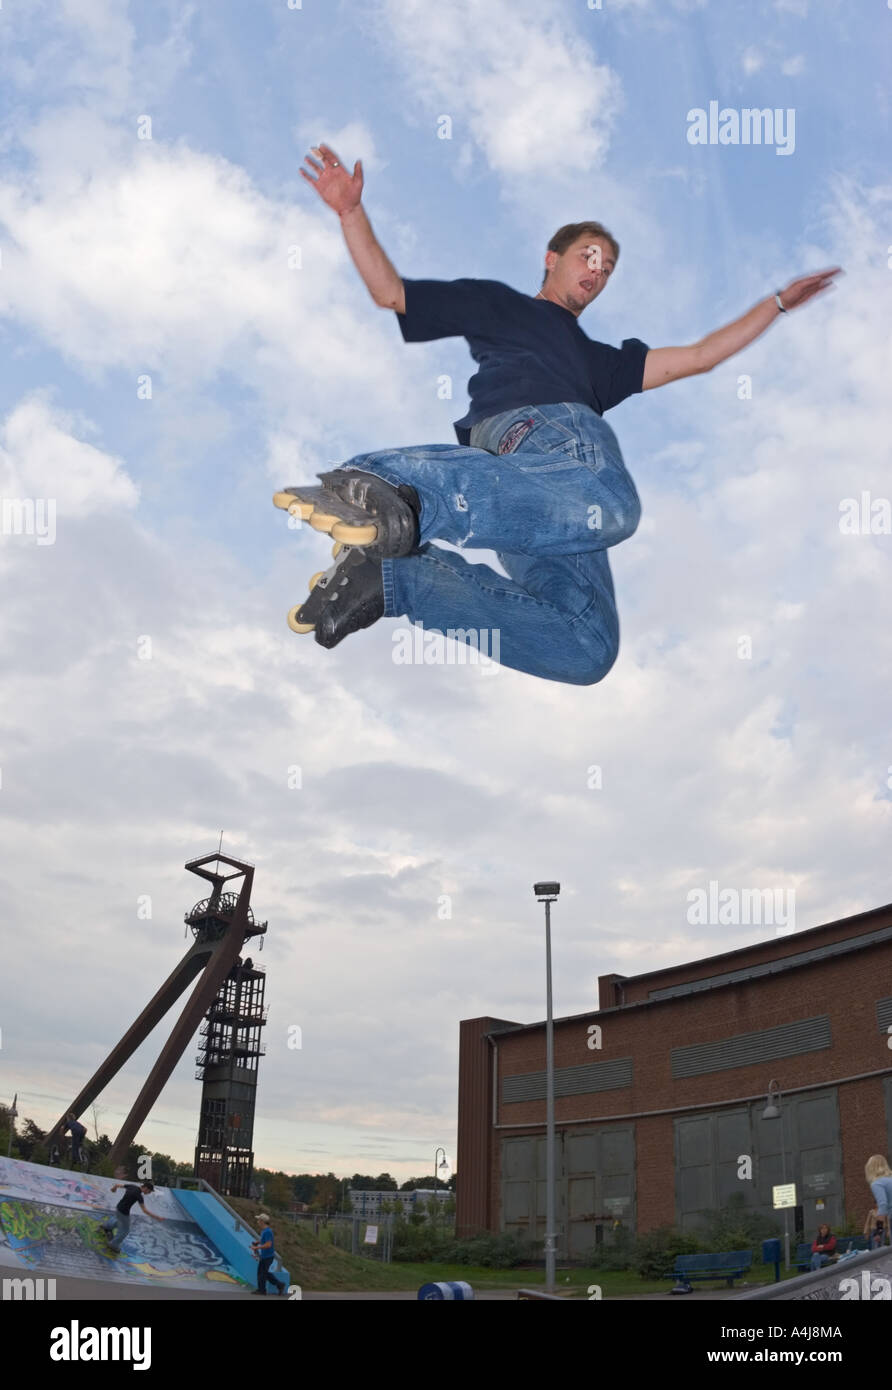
[
  {"left": 48, "top": 853, "right": 268, "bottom": 1176},
  {"left": 194, "top": 951, "right": 267, "bottom": 1197}
]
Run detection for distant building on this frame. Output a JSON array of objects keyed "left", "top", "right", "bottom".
[
  {"left": 457, "top": 901, "right": 892, "bottom": 1256},
  {"left": 349, "top": 1188, "right": 451, "bottom": 1220}
]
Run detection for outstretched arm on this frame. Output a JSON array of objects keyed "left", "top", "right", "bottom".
[
  {"left": 641, "top": 268, "right": 841, "bottom": 391},
  {"left": 300, "top": 144, "right": 405, "bottom": 313}
]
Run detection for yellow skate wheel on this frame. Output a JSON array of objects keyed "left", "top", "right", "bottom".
[
  {"left": 331, "top": 521, "right": 377, "bottom": 545},
  {"left": 273, "top": 492, "right": 313, "bottom": 520},
  {"left": 331, "top": 541, "right": 344, "bottom": 558},
  {"left": 287, "top": 606, "right": 314, "bottom": 635},
  {"left": 308, "top": 571, "right": 324, "bottom": 589},
  {"left": 308, "top": 510, "right": 339, "bottom": 533}
]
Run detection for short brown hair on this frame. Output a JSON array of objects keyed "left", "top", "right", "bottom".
[{"left": 542, "top": 221, "right": 620, "bottom": 286}]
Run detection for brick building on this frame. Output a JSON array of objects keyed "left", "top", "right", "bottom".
[{"left": 456, "top": 902, "right": 892, "bottom": 1256}]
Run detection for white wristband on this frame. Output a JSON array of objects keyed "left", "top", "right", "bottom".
[{"left": 774, "top": 292, "right": 787, "bottom": 313}]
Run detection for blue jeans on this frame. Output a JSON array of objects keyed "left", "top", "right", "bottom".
[
  {"left": 335, "top": 403, "right": 641, "bottom": 684},
  {"left": 257, "top": 1256, "right": 285, "bottom": 1294},
  {"left": 102, "top": 1211, "right": 131, "bottom": 1252},
  {"left": 810, "top": 1252, "right": 831, "bottom": 1270}
]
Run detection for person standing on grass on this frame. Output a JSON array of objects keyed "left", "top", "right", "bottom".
[{"left": 251, "top": 1213, "right": 287, "bottom": 1295}]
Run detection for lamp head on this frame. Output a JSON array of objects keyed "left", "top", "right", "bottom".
[{"left": 534, "top": 881, "right": 561, "bottom": 900}]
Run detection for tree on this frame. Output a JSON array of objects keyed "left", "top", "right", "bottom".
[
  {"left": 290, "top": 1173, "right": 320, "bottom": 1204},
  {"left": 400, "top": 1175, "right": 450, "bottom": 1191},
  {"left": 17, "top": 1119, "right": 46, "bottom": 1161},
  {"left": 314, "top": 1174, "right": 340, "bottom": 1211},
  {"left": 263, "top": 1172, "right": 294, "bottom": 1210},
  {"left": 349, "top": 1173, "right": 381, "bottom": 1192}
]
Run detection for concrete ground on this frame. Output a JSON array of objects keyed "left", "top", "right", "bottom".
[{"left": 5, "top": 1267, "right": 761, "bottom": 1300}]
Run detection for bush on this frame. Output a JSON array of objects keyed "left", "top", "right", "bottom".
[
  {"left": 701, "top": 1193, "right": 781, "bottom": 1259},
  {"left": 448, "top": 1231, "right": 538, "bottom": 1268},
  {"left": 632, "top": 1226, "right": 703, "bottom": 1280},
  {"left": 391, "top": 1222, "right": 536, "bottom": 1268},
  {"left": 391, "top": 1219, "right": 453, "bottom": 1264},
  {"left": 587, "top": 1224, "right": 635, "bottom": 1272}
]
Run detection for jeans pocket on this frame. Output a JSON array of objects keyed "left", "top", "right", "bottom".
[{"left": 509, "top": 408, "right": 585, "bottom": 471}]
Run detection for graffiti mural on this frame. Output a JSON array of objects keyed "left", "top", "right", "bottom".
[
  {"left": 0, "top": 1157, "right": 106, "bottom": 1210},
  {"left": 0, "top": 1156, "right": 189, "bottom": 1218},
  {"left": 0, "top": 1197, "right": 246, "bottom": 1287}
]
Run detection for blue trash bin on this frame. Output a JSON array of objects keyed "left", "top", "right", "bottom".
[
  {"left": 417, "top": 1281, "right": 475, "bottom": 1300},
  {"left": 762, "top": 1238, "right": 781, "bottom": 1283}
]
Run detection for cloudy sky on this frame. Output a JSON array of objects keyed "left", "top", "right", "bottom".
[{"left": 1, "top": 0, "right": 890, "bottom": 1183}]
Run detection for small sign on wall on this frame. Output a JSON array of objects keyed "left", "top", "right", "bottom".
[{"left": 773, "top": 1182, "right": 797, "bottom": 1209}]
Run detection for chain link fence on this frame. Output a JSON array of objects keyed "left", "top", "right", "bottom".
[{"left": 283, "top": 1211, "right": 396, "bottom": 1263}]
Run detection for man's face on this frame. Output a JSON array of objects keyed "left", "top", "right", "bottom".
[{"left": 545, "top": 236, "right": 615, "bottom": 314}]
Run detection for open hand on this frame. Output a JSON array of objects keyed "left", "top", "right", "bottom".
[
  {"left": 300, "top": 143, "right": 363, "bottom": 216},
  {"left": 778, "top": 266, "right": 842, "bottom": 311}
]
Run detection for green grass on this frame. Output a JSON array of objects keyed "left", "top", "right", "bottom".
[{"left": 226, "top": 1199, "right": 788, "bottom": 1296}]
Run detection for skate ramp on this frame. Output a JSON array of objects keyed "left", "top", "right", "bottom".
[
  {"left": 735, "top": 1244, "right": 892, "bottom": 1301},
  {"left": 0, "top": 1157, "right": 248, "bottom": 1293}
]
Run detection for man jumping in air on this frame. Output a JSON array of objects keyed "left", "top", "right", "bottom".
[{"left": 279, "top": 142, "right": 839, "bottom": 685}]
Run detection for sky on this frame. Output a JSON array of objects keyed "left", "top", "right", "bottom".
[{"left": 1, "top": 0, "right": 891, "bottom": 1184}]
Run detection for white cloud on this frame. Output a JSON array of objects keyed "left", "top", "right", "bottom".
[
  {"left": 292, "top": 120, "right": 388, "bottom": 177},
  {"left": 0, "top": 395, "right": 139, "bottom": 517},
  {"left": 378, "top": 0, "right": 622, "bottom": 176},
  {"left": 742, "top": 46, "right": 765, "bottom": 76},
  {"left": 2, "top": 6, "right": 890, "bottom": 1185}
]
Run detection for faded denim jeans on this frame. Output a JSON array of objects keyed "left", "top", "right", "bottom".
[
  {"left": 102, "top": 1210, "right": 131, "bottom": 1252},
  {"left": 335, "top": 402, "right": 641, "bottom": 684}
]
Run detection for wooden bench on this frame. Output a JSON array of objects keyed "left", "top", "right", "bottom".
[{"left": 671, "top": 1250, "right": 752, "bottom": 1291}]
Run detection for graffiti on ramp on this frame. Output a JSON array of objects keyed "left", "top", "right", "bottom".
[{"left": 0, "top": 1167, "right": 247, "bottom": 1284}]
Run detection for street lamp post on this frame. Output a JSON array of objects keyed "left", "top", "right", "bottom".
[
  {"left": 434, "top": 1147, "right": 449, "bottom": 1225},
  {"left": 534, "top": 882, "right": 560, "bottom": 1293},
  {"left": 762, "top": 1080, "right": 790, "bottom": 1271},
  {"left": 7, "top": 1093, "right": 18, "bottom": 1159}
]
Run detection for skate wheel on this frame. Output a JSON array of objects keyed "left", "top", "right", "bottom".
[
  {"left": 331, "top": 521, "right": 377, "bottom": 545},
  {"left": 287, "top": 606, "right": 314, "bottom": 635},
  {"left": 273, "top": 492, "right": 314, "bottom": 519},
  {"left": 331, "top": 541, "right": 344, "bottom": 558},
  {"left": 309, "top": 510, "right": 339, "bottom": 533},
  {"left": 308, "top": 571, "right": 324, "bottom": 590}
]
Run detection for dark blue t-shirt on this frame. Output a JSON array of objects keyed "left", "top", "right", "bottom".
[
  {"left": 116, "top": 1184, "right": 145, "bottom": 1214},
  {"left": 396, "top": 278, "right": 649, "bottom": 444}
]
